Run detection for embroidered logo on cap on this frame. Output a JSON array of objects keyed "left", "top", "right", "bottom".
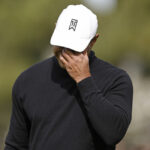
[{"left": 69, "top": 19, "right": 78, "bottom": 31}]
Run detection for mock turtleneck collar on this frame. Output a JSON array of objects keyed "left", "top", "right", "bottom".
[{"left": 88, "top": 50, "right": 96, "bottom": 65}]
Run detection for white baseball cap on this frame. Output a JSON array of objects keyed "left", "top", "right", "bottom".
[{"left": 50, "top": 4, "right": 98, "bottom": 52}]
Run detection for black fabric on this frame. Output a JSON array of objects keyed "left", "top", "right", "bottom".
[{"left": 4, "top": 50, "right": 133, "bottom": 150}]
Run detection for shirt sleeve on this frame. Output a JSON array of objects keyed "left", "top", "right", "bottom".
[
  {"left": 76, "top": 71, "right": 133, "bottom": 146},
  {"left": 4, "top": 75, "right": 30, "bottom": 150}
]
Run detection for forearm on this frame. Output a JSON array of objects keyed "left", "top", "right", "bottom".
[
  {"left": 76, "top": 76, "right": 133, "bottom": 145},
  {"left": 4, "top": 125, "right": 29, "bottom": 150}
]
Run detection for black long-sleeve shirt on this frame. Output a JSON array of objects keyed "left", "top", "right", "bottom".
[{"left": 4, "top": 50, "right": 133, "bottom": 150}]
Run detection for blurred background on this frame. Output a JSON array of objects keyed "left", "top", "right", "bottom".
[{"left": 0, "top": 0, "right": 150, "bottom": 149}]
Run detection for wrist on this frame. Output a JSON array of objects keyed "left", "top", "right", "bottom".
[{"left": 75, "top": 73, "right": 91, "bottom": 83}]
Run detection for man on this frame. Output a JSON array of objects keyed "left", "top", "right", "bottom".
[{"left": 4, "top": 4, "right": 133, "bottom": 150}]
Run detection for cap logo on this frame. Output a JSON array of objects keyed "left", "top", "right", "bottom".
[{"left": 69, "top": 19, "right": 78, "bottom": 31}]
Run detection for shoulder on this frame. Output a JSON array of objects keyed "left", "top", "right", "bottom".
[
  {"left": 94, "top": 56, "right": 133, "bottom": 88},
  {"left": 95, "top": 56, "right": 122, "bottom": 72},
  {"left": 21, "top": 57, "right": 53, "bottom": 77},
  {"left": 95, "top": 56, "right": 129, "bottom": 75},
  {"left": 12, "top": 56, "right": 53, "bottom": 91}
]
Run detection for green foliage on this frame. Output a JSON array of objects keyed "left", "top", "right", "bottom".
[
  {"left": 0, "top": 0, "right": 149, "bottom": 64},
  {"left": 95, "top": 0, "right": 150, "bottom": 66},
  {"left": 0, "top": 0, "right": 81, "bottom": 61}
]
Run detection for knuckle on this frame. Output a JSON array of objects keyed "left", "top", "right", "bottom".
[
  {"left": 73, "top": 57, "right": 77, "bottom": 61},
  {"left": 67, "top": 62, "right": 71, "bottom": 67},
  {"left": 78, "top": 57, "right": 82, "bottom": 62}
]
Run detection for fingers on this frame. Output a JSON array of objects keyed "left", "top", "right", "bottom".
[
  {"left": 59, "top": 54, "right": 68, "bottom": 66},
  {"left": 59, "top": 48, "right": 87, "bottom": 67},
  {"left": 63, "top": 49, "right": 73, "bottom": 60}
]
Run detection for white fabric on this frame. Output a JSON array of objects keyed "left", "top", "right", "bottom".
[{"left": 50, "top": 4, "right": 98, "bottom": 52}]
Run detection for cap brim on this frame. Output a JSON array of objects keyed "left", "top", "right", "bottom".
[{"left": 50, "top": 31, "right": 92, "bottom": 52}]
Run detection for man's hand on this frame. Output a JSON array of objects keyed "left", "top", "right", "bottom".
[{"left": 59, "top": 49, "right": 91, "bottom": 83}]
